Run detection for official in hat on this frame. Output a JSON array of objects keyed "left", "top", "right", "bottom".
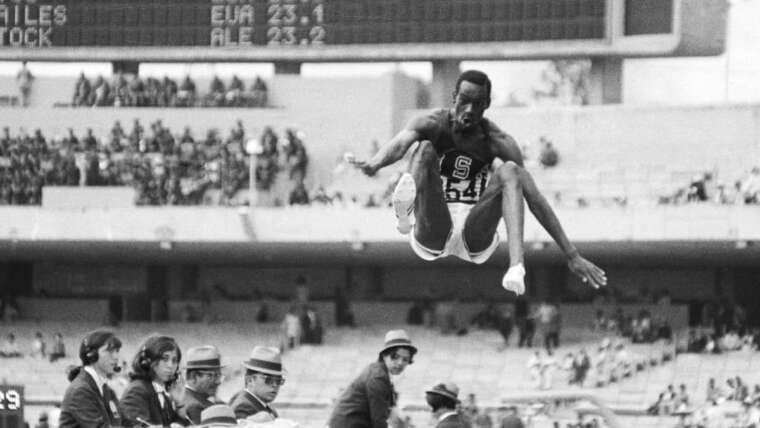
[
  {"left": 178, "top": 346, "right": 225, "bottom": 425},
  {"left": 328, "top": 330, "right": 418, "bottom": 428},
  {"left": 199, "top": 405, "right": 237, "bottom": 427},
  {"left": 426, "top": 383, "right": 467, "bottom": 428},
  {"left": 229, "top": 346, "right": 283, "bottom": 419}
]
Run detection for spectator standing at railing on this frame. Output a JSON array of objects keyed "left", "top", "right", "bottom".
[
  {"left": 110, "top": 121, "right": 127, "bottom": 152},
  {"left": 90, "top": 76, "right": 110, "bottom": 107},
  {"left": 112, "top": 73, "right": 129, "bottom": 107},
  {"left": 251, "top": 76, "right": 268, "bottom": 107},
  {"left": 16, "top": 61, "right": 34, "bottom": 107},
  {"left": 49, "top": 332, "right": 66, "bottom": 363},
  {"left": 178, "top": 75, "right": 197, "bottom": 107},
  {"left": 256, "top": 127, "right": 279, "bottom": 191},
  {"left": 284, "top": 129, "right": 308, "bottom": 183},
  {"left": 129, "top": 119, "right": 144, "bottom": 151},
  {"left": 163, "top": 76, "right": 178, "bottom": 107},
  {"left": 208, "top": 75, "right": 225, "bottom": 107},
  {"left": 0, "top": 333, "right": 22, "bottom": 357},
  {"left": 226, "top": 75, "right": 244, "bottom": 106},
  {"left": 31, "top": 331, "right": 47, "bottom": 359},
  {"left": 741, "top": 167, "right": 760, "bottom": 204},
  {"left": 72, "top": 72, "right": 91, "bottom": 106},
  {"left": 128, "top": 76, "right": 145, "bottom": 107}
]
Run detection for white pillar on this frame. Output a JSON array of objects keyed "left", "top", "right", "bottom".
[
  {"left": 430, "top": 60, "right": 461, "bottom": 107},
  {"left": 588, "top": 57, "right": 623, "bottom": 104}
]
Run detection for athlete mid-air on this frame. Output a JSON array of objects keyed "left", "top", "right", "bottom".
[{"left": 349, "top": 70, "right": 606, "bottom": 295}]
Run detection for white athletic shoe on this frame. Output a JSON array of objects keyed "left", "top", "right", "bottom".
[
  {"left": 502, "top": 263, "right": 526, "bottom": 295},
  {"left": 392, "top": 172, "right": 416, "bottom": 235}
]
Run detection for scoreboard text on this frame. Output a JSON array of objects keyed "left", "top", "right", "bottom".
[{"left": 0, "top": 0, "right": 607, "bottom": 48}]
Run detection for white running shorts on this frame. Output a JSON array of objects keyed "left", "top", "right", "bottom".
[{"left": 409, "top": 202, "right": 499, "bottom": 264}]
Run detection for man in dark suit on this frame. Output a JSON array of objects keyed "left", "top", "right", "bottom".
[
  {"left": 425, "top": 383, "right": 468, "bottom": 428},
  {"left": 229, "top": 346, "right": 283, "bottom": 420},
  {"left": 60, "top": 330, "right": 124, "bottom": 428},
  {"left": 178, "top": 346, "right": 225, "bottom": 424}
]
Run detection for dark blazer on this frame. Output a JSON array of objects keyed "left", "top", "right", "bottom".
[
  {"left": 119, "top": 378, "right": 185, "bottom": 427},
  {"left": 60, "top": 370, "right": 122, "bottom": 428},
  {"left": 177, "top": 387, "right": 215, "bottom": 425},
  {"left": 229, "top": 390, "right": 278, "bottom": 419},
  {"left": 436, "top": 412, "right": 469, "bottom": 428},
  {"left": 328, "top": 361, "right": 395, "bottom": 428}
]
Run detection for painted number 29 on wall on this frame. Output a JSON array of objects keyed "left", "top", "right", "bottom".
[{"left": 0, "top": 388, "right": 22, "bottom": 411}]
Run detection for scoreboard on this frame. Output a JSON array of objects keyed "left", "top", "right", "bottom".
[
  {"left": 0, "top": 0, "right": 727, "bottom": 61},
  {"left": 0, "top": 385, "right": 23, "bottom": 428},
  {"left": 0, "top": 0, "right": 607, "bottom": 48}
]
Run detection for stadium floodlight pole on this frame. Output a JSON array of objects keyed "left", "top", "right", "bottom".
[{"left": 245, "top": 138, "right": 264, "bottom": 209}]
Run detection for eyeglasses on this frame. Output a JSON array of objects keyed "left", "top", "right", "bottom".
[{"left": 255, "top": 374, "right": 285, "bottom": 387}]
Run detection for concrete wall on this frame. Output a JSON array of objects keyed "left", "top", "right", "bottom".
[
  {"left": 15, "top": 297, "right": 688, "bottom": 330},
  {"left": 16, "top": 297, "right": 109, "bottom": 322},
  {"left": 452, "top": 104, "right": 760, "bottom": 183},
  {"left": 1, "top": 204, "right": 758, "bottom": 243}
]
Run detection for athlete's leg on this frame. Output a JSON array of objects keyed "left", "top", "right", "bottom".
[
  {"left": 464, "top": 161, "right": 525, "bottom": 264},
  {"left": 463, "top": 161, "right": 526, "bottom": 293},
  {"left": 406, "top": 140, "right": 452, "bottom": 250}
]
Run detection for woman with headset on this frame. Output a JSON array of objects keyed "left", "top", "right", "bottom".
[
  {"left": 60, "top": 329, "right": 124, "bottom": 428},
  {"left": 119, "top": 335, "right": 187, "bottom": 428}
]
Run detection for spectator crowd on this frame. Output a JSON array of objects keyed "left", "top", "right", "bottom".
[
  {"left": 660, "top": 167, "right": 760, "bottom": 205},
  {"left": 72, "top": 73, "right": 268, "bottom": 108},
  {"left": 0, "top": 121, "right": 308, "bottom": 206},
  {"left": 1, "top": 331, "right": 66, "bottom": 361}
]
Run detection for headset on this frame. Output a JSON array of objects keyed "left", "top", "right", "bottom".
[{"left": 82, "top": 334, "right": 99, "bottom": 365}]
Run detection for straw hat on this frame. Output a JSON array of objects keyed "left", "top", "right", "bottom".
[
  {"left": 185, "top": 345, "right": 225, "bottom": 370},
  {"left": 425, "top": 382, "right": 460, "bottom": 403},
  {"left": 380, "top": 329, "right": 417, "bottom": 355},
  {"left": 242, "top": 346, "right": 284, "bottom": 376},
  {"left": 200, "top": 405, "right": 237, "bottom": 426}
]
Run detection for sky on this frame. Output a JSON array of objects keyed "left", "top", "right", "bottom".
[{"left": 0, "top": 0, "right": 757, "bottom": 106}]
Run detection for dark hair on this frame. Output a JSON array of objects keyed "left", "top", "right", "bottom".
[
  {"left": 129, "top": 335, "right": 182, "bottom": 387},
  {"left": 378, "top": 347, "right": 416, "bottom": 365},
  {"left": 69, "top": 330, "right": 121, "bottom": 381},
  {"left": 454, "top": 70, "right": 492, "bottom": 100},
  {"left": 426, "top": 392, "right": 457, "bottom": 412}
]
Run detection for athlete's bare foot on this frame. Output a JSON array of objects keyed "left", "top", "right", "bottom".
[{"left": 502, "top": 263, "right": 526, "bottom": 295}]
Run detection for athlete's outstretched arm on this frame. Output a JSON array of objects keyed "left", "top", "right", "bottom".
[
  {"left": 351, "top": 114, "right": 435, "bottom": 176},
  {"left": 492, "top": 129, "right": 607, "bottom": 288}
]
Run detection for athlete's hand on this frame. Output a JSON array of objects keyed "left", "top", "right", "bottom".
[
  {"left": 568, "top": 255, "right": 607, "bottom": 289},
  {"left": 344, "top": 153, "right": 379, "bottom": 176}
]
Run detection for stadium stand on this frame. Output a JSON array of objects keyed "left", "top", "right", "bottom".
[
  {"left": 71, "top": 74, "right": 268, "bottom": 108},
  {"left": 0, "top": 321, "right": 690, "bottom": 426}
]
